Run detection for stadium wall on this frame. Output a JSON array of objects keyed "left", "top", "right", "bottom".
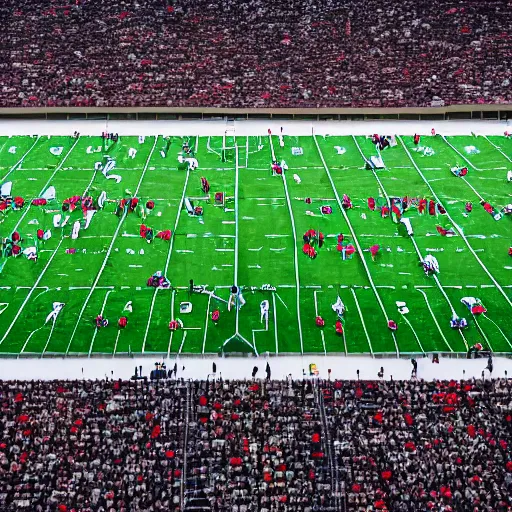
[{"left": 0, "top": 105, "right": 511, "bottom": 122}]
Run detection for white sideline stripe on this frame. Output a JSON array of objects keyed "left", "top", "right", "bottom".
[
  {"left": 0, "top": 238, "right": 64, "bottom": 347},
  {"left": 350, "top": 288, "right": 374, "bottom": 356},
  {"left": 398, "top": 135, "right": 512, "bottom": 309},
  {"left": 66, "top": 137, "right": 158, "bottom": 356},
  {"left": 0, "top": 136, "right": 41, "bottom": 183},
  {"left": 11, "top": 137, "right": 81, "bottom": 235},
  {"left": 269, "top": 134, "right": 304, "bottom": 354},
  {"left": 314, "top": 133, "right": 399, "bottom": 356},
  {"left": 88, "top": 290, "right": 114, "bottom": 356},
  {"left": 142, "top": 166, "right": 191, "bottom": 354}
]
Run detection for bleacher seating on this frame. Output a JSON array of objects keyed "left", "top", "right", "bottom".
[{"left": 1, "top": 0, "right": 511, "bottom": 109}]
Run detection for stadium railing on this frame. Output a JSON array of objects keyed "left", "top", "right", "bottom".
[{"left": 0, "top": 105, "right": 511, "bottom": 122}]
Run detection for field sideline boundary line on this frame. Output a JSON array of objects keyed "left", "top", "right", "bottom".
[
  {"left": 66, "top": 137, "right": 158, "bottom": 356},
  {"left": 313, "top": 132, "right": 399, "bottom": 356},
  {"left": 398, "top": 135, "right": 512, "bottom": 309},
  {"left": 0, "top": 136, "right": 41, "bottom": 183},
  {"left": 270, "top": 134, "right": 304, "bottom": 354}
]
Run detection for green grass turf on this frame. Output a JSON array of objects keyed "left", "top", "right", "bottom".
[{"left": 0, "top": 133, "right": 511, "bottom": 356}]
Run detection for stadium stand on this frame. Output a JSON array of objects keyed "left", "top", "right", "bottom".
[
  {"left": 1, "top": 377, "right": 512, "bottom": 511},
  {"left": 1, "top": 0, "right": 511, "bottom": 109}
]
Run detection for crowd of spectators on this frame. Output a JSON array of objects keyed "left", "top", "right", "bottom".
[
  {"left": 1, "top": 0, "right": 511, "bottom": 109},
  {"left": 1, "top": 376, "right": 512, "bottom": 511},
  {"left": 324, "top": 378, "right": 512, "bottom": 512}
]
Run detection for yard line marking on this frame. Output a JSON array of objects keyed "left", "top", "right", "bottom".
[
  {"left": 313, "top": 290, "right": 328, "bottom": 355},
  {"left": 11, "top": 137, "right": 81, "bottom": 235},
  {"left": 167, "top": 289, "right": 176, "bottom": 358},
  {"left": 246, "top": 135, "right": 249, "bottom": 168},
  {"left": 472, "top": 314, "right": 493, "bottom": 351},
  {"left": 352, "top": 135, "right": 391, "bottom": 209},
  {"left": 350, "top": 288, "right": 374, "bottom": 356},
  {"left": 441, "top": 136, "right": 481, "bottom": 171},
  {"left": 398, "top": 136, "right": 512, "bottom": 309},
  {"left": 314, "top": 133, "right": 398, "bottom": 356},
  {"left": 40, "top": 319, "right": 58, "bottom": 358},
  {"left": 202, "top": 293, "right": 212, "bottom": 354},
  {"left": 112, "top": 330, "right": 121, "bottom": 357},
  {"left": 20, "top": 325, "right": 46, "bottom": 356},
  {"left": 272, "top": 292, "right": 279, "bottom": 355},
  {"left": 0, "top": 238, "right": 64, "bottom": 347},
  {"left": 415, "top": 288, "right": 452, "bottom": 352},
  {"left": 143, "top": 166, "right": 191, "bottom": 354},
  {"left": 270, "top": 134, "right": 304, "bottom": 354},
  {"left": 483, "top": 135, "right": 512, "bottom": 163},
  {"left": 88, "top": 289, "right": 114, "bottom": 357},
  {"left": 177, "top": 331, "right": 187, "bottom": 356},
  {"left": 400, "top": 314, "right": 425, "bottom": 353},
  {"left": 0, "top": 136, "right": 41, "bottom": 183},
  {"left": 482, "top": 314, "right": 512, "bottom": 350},
  {"left": 66, "top": 137, "right": 158, "bottom": 355}
]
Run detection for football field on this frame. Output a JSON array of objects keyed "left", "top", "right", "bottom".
[{"left": 0, "top": 131, "right": 511, "bottom": 357}]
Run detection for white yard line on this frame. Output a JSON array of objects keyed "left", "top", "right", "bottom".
[
  {"left": 472, "top": 315, "right": 493, "bottom": 351},
  {"left": 398, "top": 135, "right": 512, "bottom": 309},
  {"left": 112, "top": 330, "right": 121, "bottom": 357},
  {"left": 415, "top": 288, "right": 452, "bottom": 352},
  {"left": 66, "top": 137, "right": 158, "bottom": 355},
  {"left": 272, "top": 292, "right": 279, "bottom": 355},
  {"left": 351, "top": 135, "right": 391, "bottom": 209},
  {"left": 202, "top": 293, "right": 212, "bottom": 354},
  {"left": 0, "top": 136, "right": 41, "bottom": 183},
  {"left": 269, "top": 135, "right": 304, "bottom": 354},
  {"left": 88, "top": 289, "right": 114, "bottom": 357},
  {"left": 167, "top": 289, "right": 176, "bottom": 359},
  {"left": 11, "top": 137, "right": 81, "bottom": 235},
  {"left": 483, "top": 135, "right": 512, "bottom": 163},
  {"left": 355, "top": 136, "right": 461, "bottom": 347},
  {"left": 482, "top": 314, "right": 512, "bottom": 350},
  {"left": 441, "top": 136, "right": 481, "bottom": 171},
  {"left": 350, "top": 288, "right": 374, "bottom": 356},
  {"left": 314, "top": 133, "right": 398, "bottom": 356},
  {"left": 313, "top": 290, "right": 327, "bottom": 355},
  {"left": 0, "top": 238, "right": 64, "bottom": 347},
  {"left": 40, "top": 320, "right": 58, "bottom": 358},
  {"left": 142, "top": 167, "right": 191, "bottom": 353},
  {"left": 400, "top": 314, "right": 425, "bottom": 353},
  {"left": 246, "top": 136, "right": 249, "bottom": 168}
]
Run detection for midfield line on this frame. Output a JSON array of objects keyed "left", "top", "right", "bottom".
[
  {"left": 0, "top": 136, "right": 41, "bottom": 183},
  {"left": 313, "top": 132, "right": 399, "bottom": 356},
  {"left": 398, "top": 136, "right": 512, "bottom": 309},
  {"left": 66, "top": 137, "right": 158, "bottom": 355},
  {"left": 269, "top": 135, "right": 304, "bottom": 354}
]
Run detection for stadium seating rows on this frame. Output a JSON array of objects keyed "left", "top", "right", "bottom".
[
  {"left": 1, "top": 0, "right": 511, "bottom": 108},
  {"left": 1, "top": 377, "right": 511, "bottom": 511}
]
